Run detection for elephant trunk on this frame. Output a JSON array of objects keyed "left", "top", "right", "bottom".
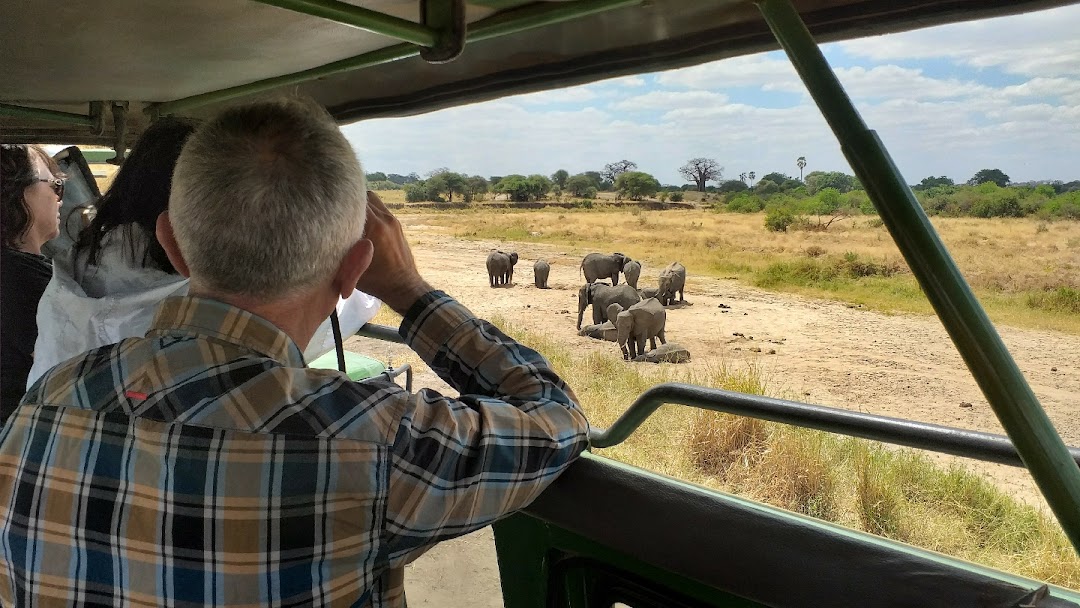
[{"left": 616, "top": 312, "right": 632, "bottom": 360}]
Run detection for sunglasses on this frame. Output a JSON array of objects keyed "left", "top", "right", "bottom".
[{"left": 36, "top": 178, "right": 65, "bottom": 200}]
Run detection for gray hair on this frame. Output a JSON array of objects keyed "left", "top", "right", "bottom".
[{"left": 169, "top": 98, "right": 366, "bottom": 299}]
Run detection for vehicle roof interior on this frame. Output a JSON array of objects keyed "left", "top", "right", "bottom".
[{"left": 2, "top": 0, "right": 1075, "bottom": 145}]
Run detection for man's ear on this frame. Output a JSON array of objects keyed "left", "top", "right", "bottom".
[
  {"left": 335, "top": 238, "right": 374, "bottom": 299},
  {"left": 156, "top": 212, "right": 191, "bottom": 277}
]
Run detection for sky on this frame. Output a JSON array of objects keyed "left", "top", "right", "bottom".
[{"left": 341, "top": 4, "right": 1080, "bottom": 187}]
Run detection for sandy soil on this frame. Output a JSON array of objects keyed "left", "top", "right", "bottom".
[{"left": 345, "top": 218, "right": 1080, "bottom": 607}]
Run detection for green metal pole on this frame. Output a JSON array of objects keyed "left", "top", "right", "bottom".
[
  {"left": 149, "top": 0, "right": 640, "bottom": 116},
  {"left": 755, "top": 0, "right": 1080, "bottom": 552},
  {"left": 252, "top": 0, "right": 438, "bottom": 46},
  {"left": 0, "top": 102, "right": 95, "bottom": 127}
]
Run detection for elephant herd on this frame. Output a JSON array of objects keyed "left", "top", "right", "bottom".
[{"left": 485, "top": 248, "right": 688, "bottom": 363}]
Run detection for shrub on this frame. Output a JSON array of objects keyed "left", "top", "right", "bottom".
[
  {"left": 584, "top": 186, "right": 598, "bottom": 200},
  {"left": 727, "top": 194, "right": 764, "bottom": 213},
  {"left": 669, "top": 191, "right": 684, "bottom": 202},
  {"left": 804, "top": 245, "right": 826, "bottom": 258},
  {"left": 764, "top": 206, "right": 796, "bottom": 232}
]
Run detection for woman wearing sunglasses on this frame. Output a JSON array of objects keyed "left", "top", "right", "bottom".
[{"left": 0, "top": 144, "right": 65, "bottom": 424}]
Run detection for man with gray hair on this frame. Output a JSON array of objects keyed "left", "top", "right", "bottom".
[{"left": 0, "top": 99, "right": 590, "bottom": 607}]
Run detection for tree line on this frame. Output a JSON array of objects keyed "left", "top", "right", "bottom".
[{"left": 365, "top": 160, "right": 1080, "bottom": 220}]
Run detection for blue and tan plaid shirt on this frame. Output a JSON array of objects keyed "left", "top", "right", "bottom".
[{"left": 0, "top": 292, "right": 589, "bottom": 607}]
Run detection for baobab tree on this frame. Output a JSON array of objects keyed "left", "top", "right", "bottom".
[
  {"left": 797, "top": 156, "right": 807, "bottom": 181},
  {"left": 601, "top": 160, "right": 638, "bottom": 184},
  {"left": 679, "top": 157, "right": 723, "bottom": 192}
]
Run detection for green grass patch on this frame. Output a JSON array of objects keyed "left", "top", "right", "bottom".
[{"left": 490, "top": 314, "right": 1080, "bottom": 588}]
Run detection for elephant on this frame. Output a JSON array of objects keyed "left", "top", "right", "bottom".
[
  {"left": 533, "top": 259, "right": 550, "bottom": 289},
  {"left": 578, "top": 321, "right": 617, "bottom": 342},
  {"left": 580, "top": 252, "right": 631, "bottom": 286},
  {"left": 658, "top": 261, "right": 687, "bottom": 305},
  {"left": 622, "top": 260, "right": 641, "bottom": 290},
  {"left": 577, "top": 282, "right": 640, "bottom": 330},
  {"left": 639, "top": 286, "right": 660, "bottom": 300},
  {"left": 635, "top": 343, "right": 691, "bottom": 364},
  {"left": 608, "top": 298, "right": 667, "bottom": 360},
  {"left": 486, "top": 250, "right": 519, "bottom": 287}
]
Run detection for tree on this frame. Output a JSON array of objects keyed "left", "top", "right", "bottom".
[
  {"left": 566, "top": 174, "right": 595, "bottom": 197},
  {"left": 796, "top": 156, "right": 807, "bottom": 181},
  {"left": 551, "top": 169, "right": 569, "bottom": 189},
  {"left": 967, "top": 169, "right": 1010, "bottom": 187},
  {"left": 805, "top": 171, "right": 855, "bottom": 194},
  {"left": 526, "top": 174, "right": 553, "bottom": 200},
  {"left": 754, "top": 179, "right": 779, "bottom": 195},
  {"left": 913, "top": 175, "right": 955, "bottom": 191},
  {"left": 748, "top": 171, "right": 756, "bottom": 186},
  {"left": 760, "top": 172, "right": 792, "bottom": 186},
  {"left": 615, "top": 171, "right": 660, "bottom": 200},
  {"left": 718, "top": 179, "right": 749, "bottom": 193},
  {"left": 365, "top": 171, "right": 387, "bottom": 183},
  {"left": 582, "top": 171, "right": 607, "bottom": 190},
  {"left": 427, "top": 170, "right": 467, "bottom": 201},
  {"left": 601, "top": 160, "right": 638, "bottom": 184},
  {"left": 807, "top": 187, "right": 848, "bottom": 229},
  {"left": 678, "top": 157, "right": 723, "bottom": 192},
  {"left": 464, "top": 176, "right": 488, "bottom": 202},
  {"left": 494, "top": 175, "right": 531, "bottom": 202},
  {"left": 739, "top": 172, "right": 748, "bottom": 185}
]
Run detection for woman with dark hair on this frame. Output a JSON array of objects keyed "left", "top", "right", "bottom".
[
  {"left": 28, "top": 118, "right": 380, "bottom": 388},
  {"left": 1, "top": 144, "right": 65, "bottom": 423},
  {"left": 28, "top": 119, "right": 198, "bottom": 388}
]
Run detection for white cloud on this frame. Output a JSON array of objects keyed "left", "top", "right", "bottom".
[
  {"left": 838, "top": 5, "right": 1080, "bottom": 77},
  {"left": 613, "top": 90, "right": 729, "bottom": 111},
  {"left": 836, "top": 65, "right": 990, "bottom": 100},
  {"left": 656, "top": 54, "right": 804, "bottom": 93}
]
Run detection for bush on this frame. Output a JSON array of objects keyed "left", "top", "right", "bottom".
[
  {"left": 669, "top": 191, "right": 684, "bottom": 202},
  {"left": 726, "top": 194, "right": 764, "bottom": 213},
  {"left": 584, "top": 186, "right": 598, "bottom": 200},
  {"left": 765, "top": 206, "right": 796, "bottom": 232}
]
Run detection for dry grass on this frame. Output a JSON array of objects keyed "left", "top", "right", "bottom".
[
  {"left": 392, "top": 202, "right": 1080, "bottom": 334},
  {"left": 485, "top": 314, "right": 1080, "bottom": 588}
]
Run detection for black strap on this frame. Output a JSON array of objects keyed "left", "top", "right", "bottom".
[{"left": 330, "top": 309, "right": 347, "bottom": 374}]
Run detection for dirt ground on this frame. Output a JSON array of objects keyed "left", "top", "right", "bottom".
[{"left": 345, "top": 217, "right": 1080, "bottom": 607}]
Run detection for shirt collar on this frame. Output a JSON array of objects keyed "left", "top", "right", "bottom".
[{"left": 148, "top": 296, "right": 306, "bottom": 368}]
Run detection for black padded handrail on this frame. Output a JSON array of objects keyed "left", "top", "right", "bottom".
[{"left": 590, "top": 382, "right": 1080, "bottom": 469}]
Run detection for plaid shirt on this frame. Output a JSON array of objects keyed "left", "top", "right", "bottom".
[{"left": 0, "top": 292, "right": 589, "bottom": 607}]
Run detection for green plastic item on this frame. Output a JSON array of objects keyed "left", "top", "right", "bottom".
[{"left": 308, "top": 350, "right": 387, "bottom": 381}]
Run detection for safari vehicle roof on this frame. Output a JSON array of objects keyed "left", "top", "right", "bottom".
[{"left": 0, "top": 0, "right": 1074, "bottom": 146}]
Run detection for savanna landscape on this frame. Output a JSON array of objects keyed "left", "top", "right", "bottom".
[{"left": 342, "top": 177, "right": 1080, "bottom": 605}]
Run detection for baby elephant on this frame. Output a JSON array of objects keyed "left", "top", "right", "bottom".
[
  {"left": 486, "top": 250, "right": 519, "bottom": 287},
  {"left": 658, "top": 261, "right": 687, "bottom": 305},
  {"left": 534, "top": 259, "right": 550, "bottom": 289},
  {"left": 607, "top": 298, "right": 667, "bottom": 360}
]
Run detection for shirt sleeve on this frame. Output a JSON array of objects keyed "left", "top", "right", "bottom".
[{"left": 381, "top": 291, "right": 590, "bottom": 565}]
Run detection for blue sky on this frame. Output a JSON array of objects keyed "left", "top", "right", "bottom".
[{"left": 342, "top": 5, "right": 1080, "bottom": 186}]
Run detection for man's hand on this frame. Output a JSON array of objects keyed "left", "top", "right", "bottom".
[{"left": 355, "top": 191, "right": 433, "bottom": 314}]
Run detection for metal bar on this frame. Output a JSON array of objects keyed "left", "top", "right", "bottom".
[
  {"left": 252, "top": 0, "right": 437, "bottom": 47},
  {"left": 148, "top": 0, "right": 640, "bottom": 116},
  {"left": 355, "top": 323, "right": 405, "bottom": 344},
  {"left": 0, "top": 102, "right": 95, "bottom": 127},
  {"left": 755, "top": 0, "right": 1080, "bottom": 552},
  {"left": 588, "top": 383, "right": 1080, "bottom": 469}
]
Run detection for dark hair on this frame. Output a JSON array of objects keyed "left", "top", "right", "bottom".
[
  {"left": 1, "top": 144, "right": 60, "bottom": 249},
  {"left": 75, "top": 117, "right": 198, "bottom": 273}
]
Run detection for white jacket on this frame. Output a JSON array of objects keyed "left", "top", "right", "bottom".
[{"left": 29, "top": 230, "right": 381, "bottom": 388}]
